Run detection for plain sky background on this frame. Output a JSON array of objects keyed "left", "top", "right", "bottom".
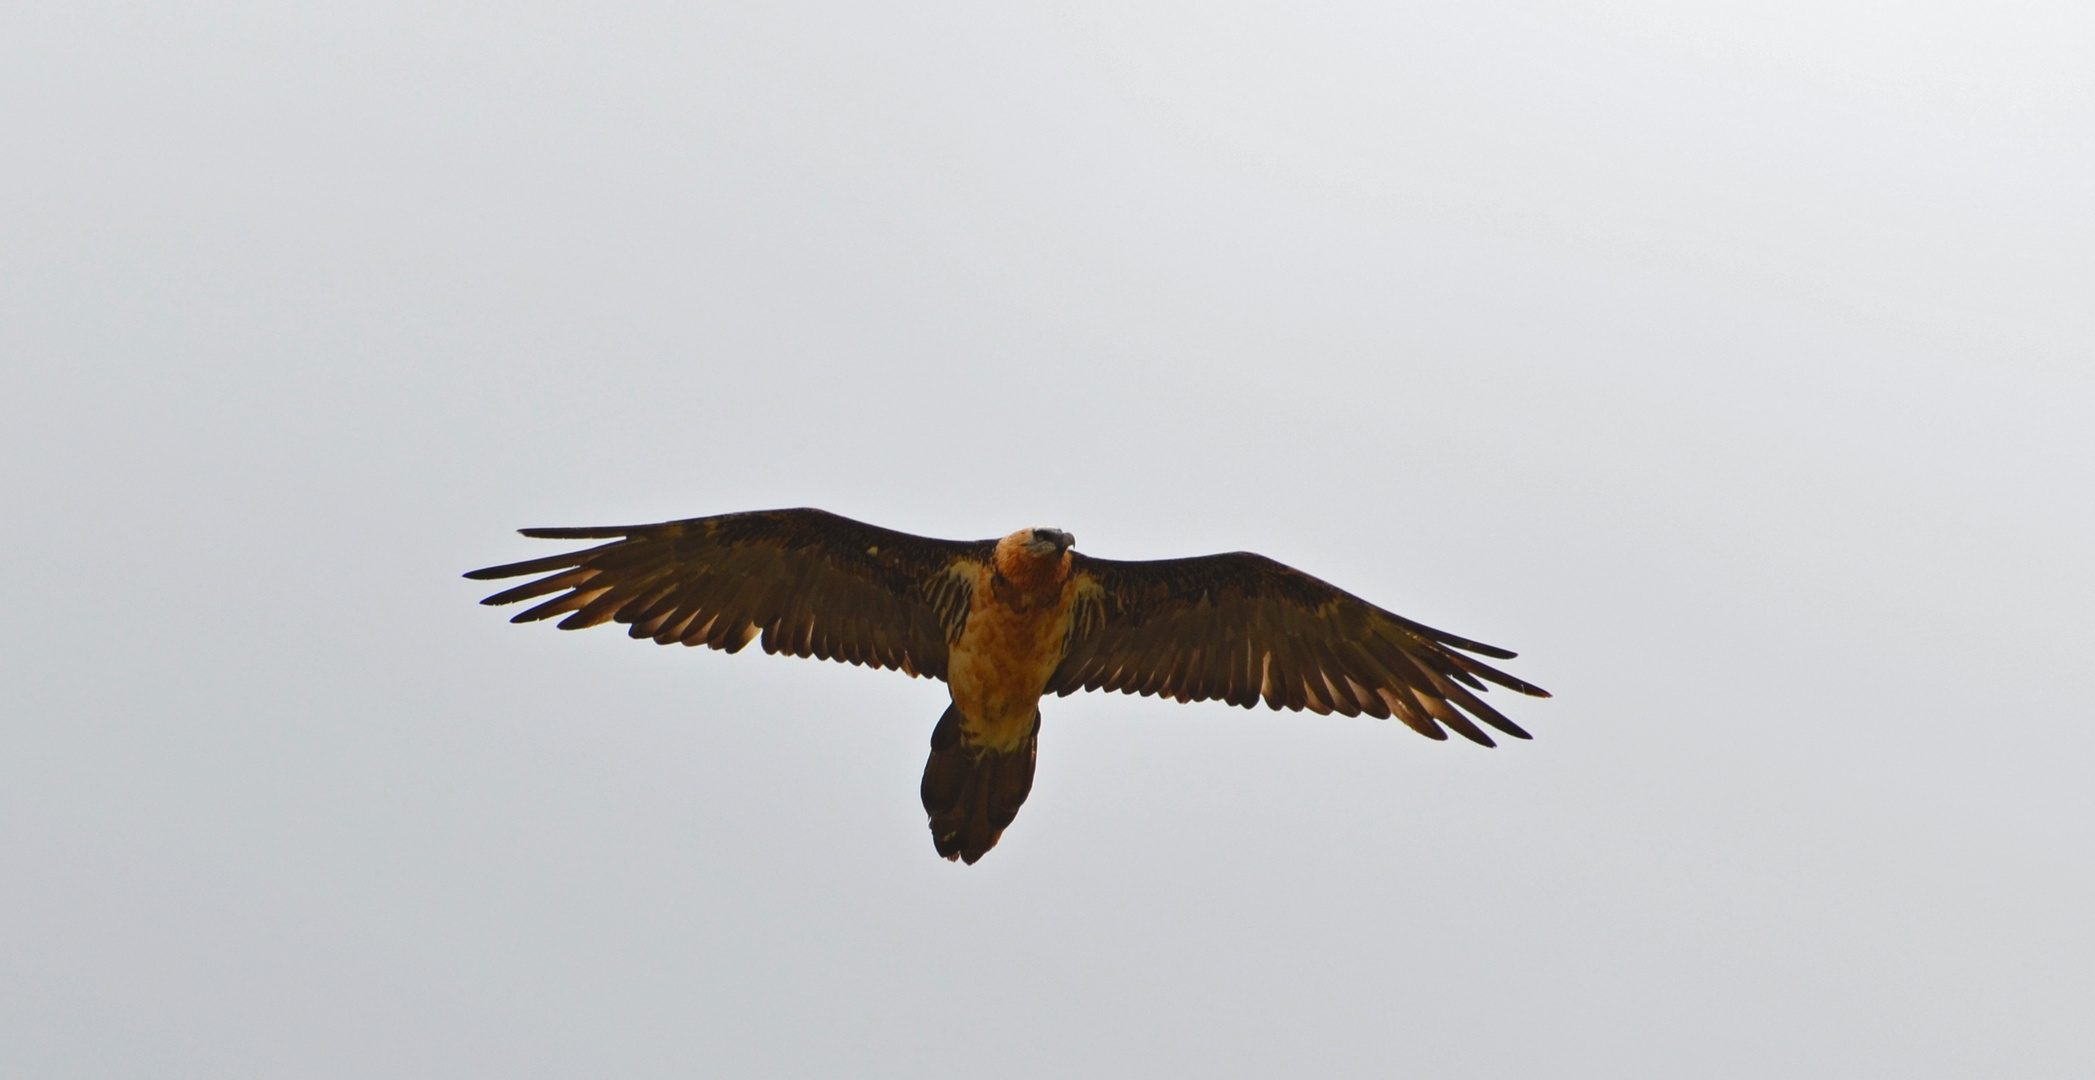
[{"left": 4, "top": 2, "right": 2091, "bottom": 1077}]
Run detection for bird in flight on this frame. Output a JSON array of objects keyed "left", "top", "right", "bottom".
[{"left": 466, "top": 508, "right": 1549, "bottom": 864}]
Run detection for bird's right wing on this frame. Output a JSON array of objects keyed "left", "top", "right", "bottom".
[{"left": 465, "top": 508, "right": 994, "bottom": 680}]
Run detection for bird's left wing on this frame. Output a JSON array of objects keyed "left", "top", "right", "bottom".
[
  {"left": 465, "top": 508, "right": 993, "bottom": 681},
  {"left": 1046, "top": 551, "right": 1549, "bottom": 745}
]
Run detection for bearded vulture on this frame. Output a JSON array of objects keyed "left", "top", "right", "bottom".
[{"left": 465, "top": 508, "right": 1549, "bottom": 863}]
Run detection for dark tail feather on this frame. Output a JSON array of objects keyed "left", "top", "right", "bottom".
[{"left": 920, "top": 704, "right": 1039, "bottom": 865}]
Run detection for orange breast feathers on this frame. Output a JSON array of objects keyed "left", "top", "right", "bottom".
[{"left": 945, "top": 533, "right": 1080, "bottom": 751}]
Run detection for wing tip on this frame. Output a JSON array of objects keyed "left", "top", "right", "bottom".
[
  {"left": 1483, "top": 714, "right": 1535, "bottom": 739},
  {"left": 466, "top": 529, "right": 641, "bottom": 581},
  {"left": 464, "top": 563, "right": 543, "bottom": 582}
]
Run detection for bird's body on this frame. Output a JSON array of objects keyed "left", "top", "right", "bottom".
[
  {"left": 466, "top": 508, "right": 1548, "bottom": 863},
  {"left": 949, "top": 531, "right": 1080, "bottom": 752}
]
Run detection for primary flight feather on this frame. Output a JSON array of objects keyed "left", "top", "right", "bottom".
[{"left": 465, "top": 507, "right": 1549, "bottom": 863}]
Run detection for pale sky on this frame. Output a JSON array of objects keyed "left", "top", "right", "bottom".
[{"left": 4, "top": 2, "right": 2091, "bottom": 1077}]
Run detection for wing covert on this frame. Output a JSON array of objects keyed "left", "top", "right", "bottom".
[{"left": 465, "top": 508, "right": 993, "bottom": 681}]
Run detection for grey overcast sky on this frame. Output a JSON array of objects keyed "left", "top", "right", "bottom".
[{"left": 4, "top": 2, "right": 2091, "bottom": 1077}]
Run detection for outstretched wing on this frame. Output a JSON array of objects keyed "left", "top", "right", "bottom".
[
  {"left": 465, "top": 508, "right": 994, "bottom": 680},
  {"left": 1046, "top": 552, "right": 1549, "bottom": 746}
]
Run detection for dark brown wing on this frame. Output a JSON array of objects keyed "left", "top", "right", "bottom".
[
  {"left": 1045, "top": 551, "right": 1550, "bottom": 746},
  {"left": 464, "top": 508, "right": 994, "bottom": 680}
]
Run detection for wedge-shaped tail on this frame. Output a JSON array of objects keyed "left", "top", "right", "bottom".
[{"left": 920, "top": 705, "right": 1039, "bottom": 864}]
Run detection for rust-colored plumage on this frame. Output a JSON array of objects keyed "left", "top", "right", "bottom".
[{"left": 465, "top": 508, "right": 1550, "bottom": 863}]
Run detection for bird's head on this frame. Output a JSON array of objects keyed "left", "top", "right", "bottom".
[
  {"left": 1023, "top": 528, "right": 1075, "bottom": 557},
  {"left": 995, "top": 527, "right": 1077, "bottom": 589}
]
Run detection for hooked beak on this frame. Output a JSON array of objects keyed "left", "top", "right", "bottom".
[{"left": 1032, "top": 528, "right": 1075, "bottom": 555}]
